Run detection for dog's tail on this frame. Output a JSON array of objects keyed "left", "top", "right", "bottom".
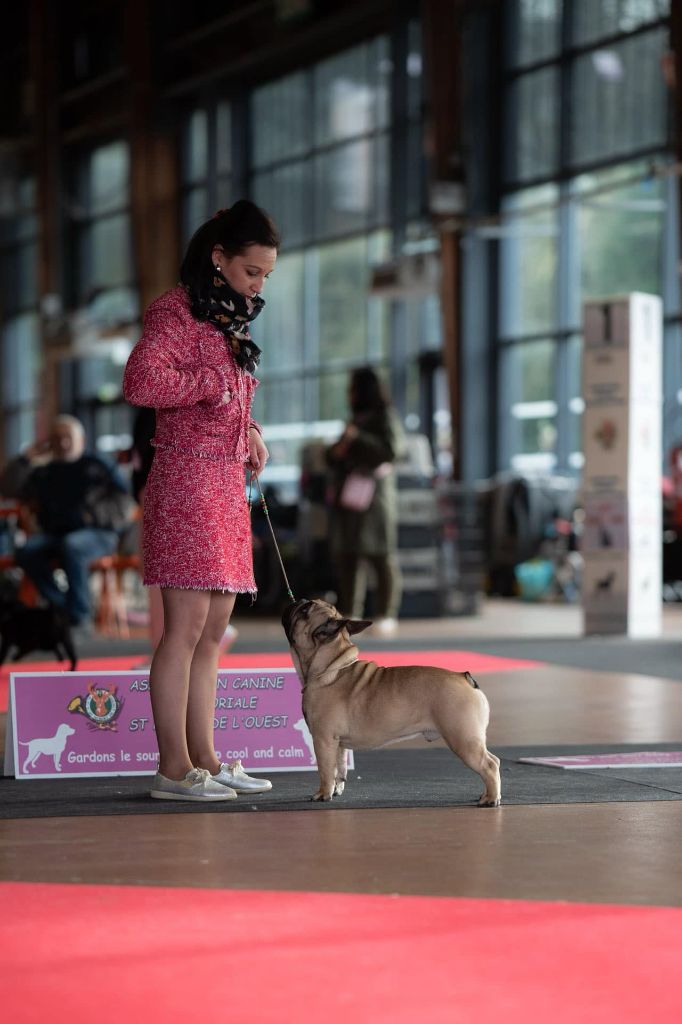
[{"left": 464, "top": 671, "right": 479, "bottom": 689}]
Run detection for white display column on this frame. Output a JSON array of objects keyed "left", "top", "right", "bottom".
[{"left": 581, "top": 293, "right": 662, "bottom": 637}]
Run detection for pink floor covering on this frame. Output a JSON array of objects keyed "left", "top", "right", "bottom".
[{"left": 1, "top": 882, "right": 680, "bottom": 1023}]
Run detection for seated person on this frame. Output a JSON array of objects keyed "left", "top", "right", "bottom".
[{"left": 1, "top": 415, "right": 131, "bottom": 628}]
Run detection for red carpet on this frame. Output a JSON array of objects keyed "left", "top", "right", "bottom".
[
  {"left": 0, "top": 649, "right": 540, "bottom": 712},
  {"left": 1, "top": 882, "right": 680, "bottom": 1023}
]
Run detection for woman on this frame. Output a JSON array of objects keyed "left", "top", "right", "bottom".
[
  {"left": 123, "top": 200, "right": 278, "bottom": 802},
  {"left": 326, "top": 366, "right": 405, "bottom": 635}
]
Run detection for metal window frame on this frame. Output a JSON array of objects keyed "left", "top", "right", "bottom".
[
  {"left": 178, "top": 18, "right": 424, "bottom": 428},
  {"left": 495, "top": 4, "right": 673, "bottom": 475},
  {"left": 0, "top": 163, "right": 42, "bottom": 453}
]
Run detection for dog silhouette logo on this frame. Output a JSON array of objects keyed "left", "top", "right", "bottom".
[
  {"left": 19, "top": 723, "right": 75, "bottom": 773},
  {"left": 67, "top": 682, "right": 124, "bottom": 731},
  {"left": 293, "top": 717, "right": 317, "bottom": 765}
]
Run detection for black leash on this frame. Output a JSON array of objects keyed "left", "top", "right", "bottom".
[{"left": 248, "top": 471, "right": 296, "bottom": 603}]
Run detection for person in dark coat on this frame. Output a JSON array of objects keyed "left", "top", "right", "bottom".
[
  {"left": 326, "top": 366, "right": 405, "bottom": 635},
  {"left": 1, "top": 415, "right": 129, "bottom": 627}
]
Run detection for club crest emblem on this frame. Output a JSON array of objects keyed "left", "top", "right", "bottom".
[{"left": 67, "top": 682, "right": 124, "bottom": 731}]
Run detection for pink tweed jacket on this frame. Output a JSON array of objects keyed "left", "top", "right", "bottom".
[{"left": 123, "top": 285, "right": 260, "bottom": 461}]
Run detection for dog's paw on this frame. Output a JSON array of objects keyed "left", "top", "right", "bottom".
[
  {"left": 334, "top": 780, "right": 345, "bottom": 796},
  {"left": 478, "top": 794, "right": 501, "bottom": 807},
  {"left": 311, "top": 790, "right": 334, "bottom": 802}
]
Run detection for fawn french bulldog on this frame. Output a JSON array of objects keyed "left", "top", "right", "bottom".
[{"left": 282, "top": 598, "right": 501, "bottom": 807}]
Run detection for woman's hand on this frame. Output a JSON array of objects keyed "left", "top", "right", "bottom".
[
  {"left": 220, "top": 387, "right": 233, "bottom": 405},
  {"left": 248, "top": 427, "right": 269, "bottom": 476}
]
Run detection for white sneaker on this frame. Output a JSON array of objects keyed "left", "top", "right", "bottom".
[
  {"left": 373, "top": 617, "right": 398, "bottom": 637},
  {"left": 212, "top": 759, "right": 272, "bottom": 793},
  {"left": 150, "top": 768, "right": 237, "bottom": 801}
]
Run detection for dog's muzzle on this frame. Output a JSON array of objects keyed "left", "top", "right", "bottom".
[{"left": 281, "top": 598, "right": 313, "bottom": 642}]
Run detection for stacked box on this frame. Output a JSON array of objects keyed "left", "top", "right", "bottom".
[
  {"left": 396, "top": 484, "right": 439, "bottom": 551},
  {"left": 438, "top": 483, "right": 486, "bottom": 616},
  {"left": 396, "top": 478, "right": 443, "bottom": 616},
  {"left": 582, "top": 293, "right": 662, "bottom": 637}
]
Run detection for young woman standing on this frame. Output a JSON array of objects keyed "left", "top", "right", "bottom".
[{"left": 123, "top": 200, "right": 278, "bottom": 801}]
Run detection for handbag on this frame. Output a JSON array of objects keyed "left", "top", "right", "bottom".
[{"left": 338, "top": 472, "right": 376, "bottom": 512}]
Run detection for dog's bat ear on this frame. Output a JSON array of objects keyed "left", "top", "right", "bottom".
[
  {"left": 346, "top": 618, "right": 372, "bottom": 635},
  {"left": 312, "top": 618, "right": 348, "bottom": 643},
  {"left": 312, "top": 616, "right": 373, "bottom": 642}
]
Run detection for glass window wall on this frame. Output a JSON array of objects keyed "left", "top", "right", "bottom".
[
  {"left": 505, "top": 67, "right": 560, "bottom": 183},
  {"left": 252, "top": 72, "right": 310, "bottom": 166},
  {"left": 256, "top": 250, "right": 305, "bottom": 372},
  {"left": 498, "top": 3, "right": 672, "bottom": 473},
  {"left": 572, "top": 0, "right": 669, "bottom": 46},
  {"left": 179, "top": 23, "right": 427, "bottom": 496},
  {"left": 575, "top": 162, "right": 665, "bottom": 300},
  {"left": 180, "top": 102, "right": 233, "bottom": 246},
  {"left": 0, "top": 171, "right": 41, "bottom": 455},
  {"left": 570, "top": 27, "right": 669, "bottom": 167},
  {"left": 253, "top": 163, "right": 310, "bottom": 248},
  {"left": 69, "top": 141, "right": 133, "bottom": 308},
  {"left": 65, "top": 140, "right": 137, "bottom": 453},
  {"left": 313, "top": 38, "right": 390, "bottom": 144},
  {"left": 507, "top": 0, "right": 563, "bottom": 67},
  {"left": 252, "top": 31, "right": 422, "bottom": 483},
  {"left": 502, "top": 339, "right": 558, "bottom": 472},
  {"left": 499, "top": 185, "right": 559, "bottom": 337},
  {"left": 1, "top": 312, "right": 41, "bottom": 454}
]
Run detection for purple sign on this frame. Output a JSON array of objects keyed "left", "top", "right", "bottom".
[{"left": 4, "top": 668, "right": 343, "bottom": 779}]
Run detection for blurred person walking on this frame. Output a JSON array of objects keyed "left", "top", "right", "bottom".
[
  {"left": 123, "top": 200, "right": 276, "bottom": 802},
  {"left": 326, "top": 366, "right": 405, "bottom": 636}
]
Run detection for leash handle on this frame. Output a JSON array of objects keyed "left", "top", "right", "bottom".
[{"left": 248, "top": 472, "right": 296, "bottom": 603}]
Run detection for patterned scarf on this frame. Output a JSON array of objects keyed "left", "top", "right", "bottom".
[{"left": 189, "top": 269, "right": 264, "bottom": 374}]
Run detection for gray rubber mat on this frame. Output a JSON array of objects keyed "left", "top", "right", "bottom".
[{"left": 1, "top": 744, "right": 681, "bottom": 819}]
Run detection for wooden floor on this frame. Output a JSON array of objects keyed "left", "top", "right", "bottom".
[{"left": 2, "top": 604, "right": 682, "bottom": 909}]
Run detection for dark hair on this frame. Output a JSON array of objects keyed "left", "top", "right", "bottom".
[
  {"left": 179, "top": 199, "right": 280, "bottom": 300},
  {"left": 349, "top": 366, "right": 390, "bottom": 415}
]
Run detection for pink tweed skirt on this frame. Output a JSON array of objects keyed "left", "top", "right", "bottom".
[{"left": 142, "top": 448, "right": 256, "bottom": 593}]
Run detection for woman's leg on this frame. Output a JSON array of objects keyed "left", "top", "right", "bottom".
[
  {"left": 149, "top": 588, "right": 211, "bottom": 779},
  {"left": 368, "top": 552, "right": 402, "bottom": 619},
  {"left": 187, "top": 590, "right": 236, "bottom": 774},
  {"left": 337, "top": 554, "right": 368, "bottom": 618},
  {"left": 148, "top": 586, "right": 165, "bottom": 651}
]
